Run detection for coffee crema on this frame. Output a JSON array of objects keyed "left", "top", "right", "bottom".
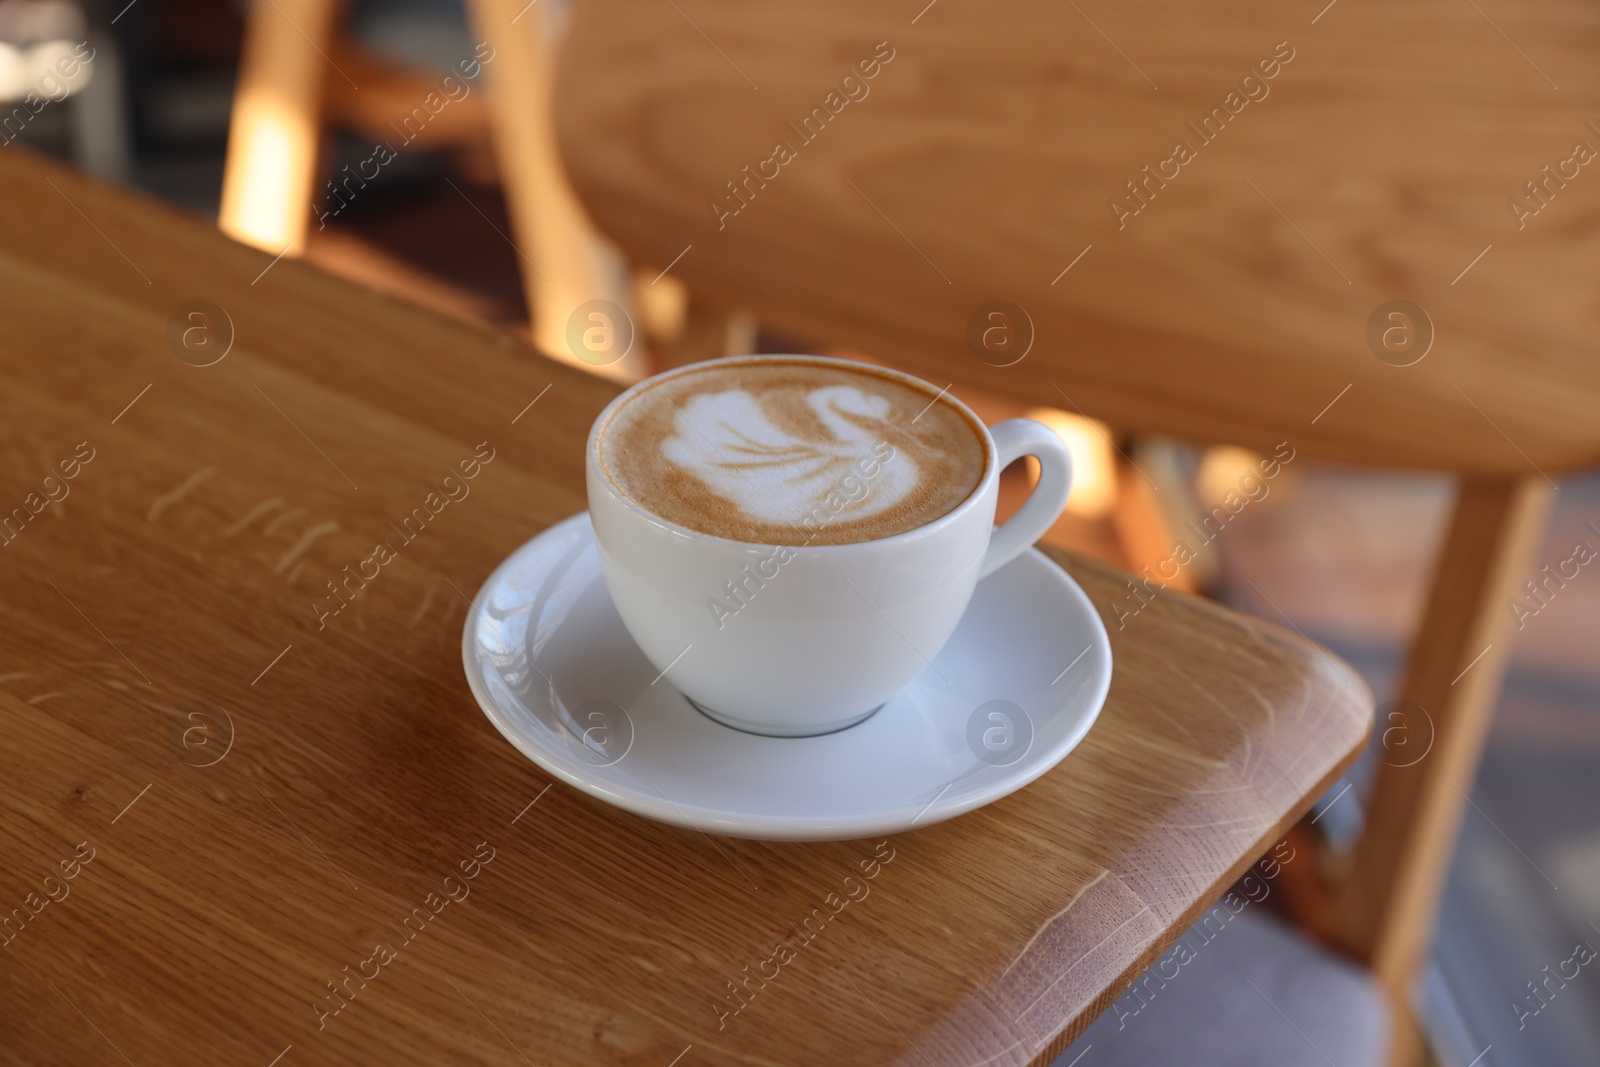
[{"left": 596, "top": 359, "right": 988, "bottom": 545}]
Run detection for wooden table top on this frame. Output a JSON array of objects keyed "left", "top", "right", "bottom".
[{"left": 0, "top": 151, "right": 1370, "bottom": 1066}]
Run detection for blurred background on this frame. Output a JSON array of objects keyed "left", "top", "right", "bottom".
[{"left": 5, "top": 1, "right": 1597, "bottom": 1063}]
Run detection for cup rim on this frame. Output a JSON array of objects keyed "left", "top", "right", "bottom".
[{"left": 586, "top": 353, "right": 1000, "bottom": 552}]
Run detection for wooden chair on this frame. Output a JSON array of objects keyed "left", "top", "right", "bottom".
[
  {"left": 217, "top": 0, "right": 648, "bottom": 380},
  {"left": 546, "top": 2, "right": 1600, "bottom": 1062}
]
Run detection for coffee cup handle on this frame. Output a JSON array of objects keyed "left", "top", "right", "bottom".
[{"left": 980, "top": 419, "right": 1073, "bottom": 580}]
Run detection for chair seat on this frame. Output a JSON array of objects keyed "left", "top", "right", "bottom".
[{"left": 1054, "top": 906, "right": 1388, "bottom": 1067}]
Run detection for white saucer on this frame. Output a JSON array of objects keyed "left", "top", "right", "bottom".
[{"left": 462, "top": 513, "right": 1112, "bottom": 840}]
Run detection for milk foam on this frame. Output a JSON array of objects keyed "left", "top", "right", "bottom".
[
  {"left": 660, "top": 386, "right": 916, "bottom": 526},
  {"left": 597, "top": 359, "right": 987, "bottom": 545}
]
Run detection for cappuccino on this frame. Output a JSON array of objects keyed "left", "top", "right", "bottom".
[{"left": 595, "top": 358, "right": 987, "bottom": 545}]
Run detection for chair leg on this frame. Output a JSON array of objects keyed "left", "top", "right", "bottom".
[
  {"left": 653, "top": 298, "right": 758, "bottom": 372},
  {"left": 70, "top": 33, "right": 133, "bottom": 182},
  {"left": 219, "top": 0, "right": 342, "bottom": 254},
  {"left": 1108, "top": 440, "right": 1210, "bottom": 594},
  {"left": 1331, "top": 475, "right": 1554, "bottom": 1060},
  {"left": 464, "top": 0, "right": 636, "bottom": 381}
]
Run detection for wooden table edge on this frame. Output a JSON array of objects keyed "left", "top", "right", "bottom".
[{"left": 1027, "top": 545, "right": 1375, "bottom": 1065}]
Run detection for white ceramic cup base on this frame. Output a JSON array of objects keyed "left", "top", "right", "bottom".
[{"left": 686, "top": 695, "right": 884, "bottom": 738}]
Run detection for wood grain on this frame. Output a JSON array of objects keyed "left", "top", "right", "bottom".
[
  {"left": 554, "top": 0, "right": 1600, "bottom": 476},
  {"left": 0, "top": 150, "right": 1369, "bottom": 1066}
]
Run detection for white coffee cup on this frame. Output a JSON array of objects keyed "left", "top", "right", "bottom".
[{"left": 586, "top": 355, "right": 1072, "bottom": 737}]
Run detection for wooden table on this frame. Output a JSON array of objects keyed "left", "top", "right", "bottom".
[{"left": 0, "top": 151, "right": 1370, "bottom": 1066}]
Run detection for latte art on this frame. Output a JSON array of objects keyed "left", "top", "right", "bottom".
[
  {"left": 661, "top": 387, "right": 913, "bottom": 526},
  {"left": 596, "top": 358, "right": 987, "bottom": 545}
]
